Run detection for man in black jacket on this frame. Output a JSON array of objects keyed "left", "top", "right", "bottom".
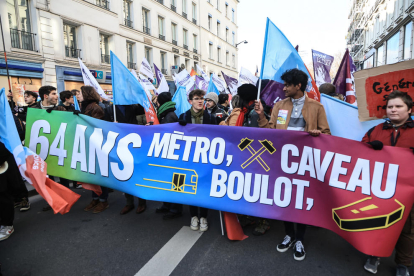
[
  {"left": 154, "top": 92, "right": 182, "bottom": 220},
  {"left": 179, "top": 89, "right": 217, "bottom": 232},
  {"left": 58, "top": 90, "right": 75, "bottom": 112}
]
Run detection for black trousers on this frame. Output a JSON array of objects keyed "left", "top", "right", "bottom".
[
  {"left": 0, "top": 191, "right": 14, "bottom": 226},
  {"left": 189, "top": 206, "right": 208, "bottom": 218},
  {"left": 7, "top": 157, "right": 28, "bottom": 202},
  {"left": 284, "top": 222, "right": 307, "bottom": 242}
]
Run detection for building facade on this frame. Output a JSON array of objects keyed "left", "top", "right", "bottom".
[
  {"left": 347, "top": 0, "right": 414, "bottom": 71},
  {"left": 0, "top": 0, "right": 239, "bottom": 101}
]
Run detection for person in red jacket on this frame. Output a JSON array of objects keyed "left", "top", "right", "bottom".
[{"left": 362, "top": 90, "right": 414, "bottom": 276}]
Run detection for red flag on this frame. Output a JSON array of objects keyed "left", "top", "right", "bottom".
[
  {"left": 190, "top": 69, "right": 197, "bottom": 77},
  {"left": 145, "top": 94, "right": 160, "bottom": 125},
  {"left": 223, "top": 212, "right": 248, "bottom": 240},
  {"left": 304, "top": 64, "right": 321, "bottom": 102},
  {"left": 25, "top": 155, "right": 80, "bottom": 214}
]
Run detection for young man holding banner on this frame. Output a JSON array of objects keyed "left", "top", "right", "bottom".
[
  {"left": 255, "top": 68, "right": 330, "bottom": 261},
  {"left": 362, "top": 90, "right": 414, "bottom": 276}
]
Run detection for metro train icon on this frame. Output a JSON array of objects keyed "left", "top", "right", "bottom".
[{"left": 136, "top": 164, "right": 198, "bottom": 195}]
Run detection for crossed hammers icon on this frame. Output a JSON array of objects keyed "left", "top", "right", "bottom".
[{"left": 238, "top": 138, "right": 276, "bottom": 172}]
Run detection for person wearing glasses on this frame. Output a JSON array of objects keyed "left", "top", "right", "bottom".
[
  {"left": 204, "top": 92, "right": 228, "bottom": 120},
  {"left": 179, "top": 89, "right": 218, "bottom": 232}
]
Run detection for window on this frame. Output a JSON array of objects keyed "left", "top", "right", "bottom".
[
  {"left": 208, "top": 14, "right": 212, "bottom": 31},
  {"left": 96, "top": 0, "right": 109, "bottom": 9},
  {"left": 126, "top": 42, "right": 135, "bottom": 69},
  {"left": 217, "top": 47, "right": 221, "bottom": 62},
  {"left": 183, "top": 29, "right": 188, "bottom": 48},
  {"left": 142, "top": 9, "right": 150, "bottom": 34},
  {"left": 217, "top": 21, "right": 221, "bottom": 37},
  {"left": 386, "top": 32, "right": 399, "bottom": 64},
  {"left": 404, "top": 22, "right": 412, "bottom": 60},
  {"left": 377, "top": 45, "right": 384, "bottom": 66},
  {"left": 226, "top": 51, "right": 229, "bottom": 65},
  {"left": 64, "top": 24, "right": 79, "bottom": 58},
  {"left": 7, "top": 0, "right": 35, "bottom": 51},
  {"left": 232, "top": 8, "right": 235, "bottom": 22},
  {"left": 182, "top": 0, "right": 187, "bottom": 17},
  {"left": 226, "top": 28, "right": 229, "bottom": 42},
  {"left": 185, "top": 58, "right": 190, "bottom": 70},
  {"left": 209, "top": 42, "right": 213, "bottom": 59},
  {"left": 363, "top": 54, "right": 374, "bottom": 69},
  {"left": 158, "top": 16, "right": 165, "bottom": 40},
  {"left": 193, "top": 34, "right": 197, "bottom": 50},
  {"left": 232, "top": 31, "right": 235, "bottom": 46},
  {"left": 123, "top": 0, "right": 133, "bottom": 27},
  {"left": 161, "top": 52, "right": 166, "bottom": 70},
  {"left": 145, "top": 47, "right": 152, "bottom": 66},
  {"left": 192, "top": 2, "right": 197, "bottom": 20},
  {"left": 232, "top": 53, "right": 235, "bottom": 67},
  {"left": 174, "top": 55, "right": 180, "bottom": 66},
  {"left": 172, "top": 23, "right": 177, "bottom": 44},
  {"left": 100, "top": 34, "right": 109, "bottom": 63},
  {"left": 225, "top": 2, "right": 228, "bottom": 17},
  {"left": 217, "top": 0, "right": 220, "bottom": 10}
]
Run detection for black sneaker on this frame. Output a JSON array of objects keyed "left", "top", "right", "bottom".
[
  {"left": 364, "top": 256, "right": 380, "bottom": 274},
  {"left": 276, "top": 235, "right": 296, "bottom": 252},
  {"left": 293, "top": 241, "right": 306, "bottom": 261},
  {"left": 396, "top": 264, "right": 410, "bottom": 276},
  {"left": 163, "top": 212, "right": 182, "bottom": 220},
  {"left": 19, "top": 198, "right": 30, "bottom": 212},
  {"left": 14, "top": 201, "right": 22, "bottom": 209}
]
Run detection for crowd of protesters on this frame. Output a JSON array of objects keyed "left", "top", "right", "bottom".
[{"left": 0, "top": 68, "right": 413, "bottom": 276}]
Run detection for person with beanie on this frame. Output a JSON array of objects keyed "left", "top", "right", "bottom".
[
  {"left": 205, "top": 92, "right": 228, "bottom": 120},
  {"left": 179, "top": 89, "right": 217, "bottom": 231},
  {"left": 153, "top": 92, "right": 183, "bottom": 219}
]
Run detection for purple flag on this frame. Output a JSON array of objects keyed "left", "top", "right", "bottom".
[
  {"left": 195, "top": 75, "right": 209, "bottom": 91},
  {"left": 312, "top": 50, "right": 334, "bottom": 88},
  {"left": 333, "top": 49, "right": 356, "bottom": 105},
  {"left": 153, "top": 64, "right": 169, "bottom": 93},
  {"left": 260, "top": 80, "right": 286, "bottom": 106},
  {"left": 221, "top": 71, "right": 238, "bottom": 95}
]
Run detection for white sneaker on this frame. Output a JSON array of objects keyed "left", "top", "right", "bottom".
[
  {"left": 200, "top": 217, "right": 208, "bottom": 232},
  {"left": 0, "top": 225, "right": 14, "bottom": 241},
  {"left": 190, "top": 216, "right": 199, "bottom": 231}
]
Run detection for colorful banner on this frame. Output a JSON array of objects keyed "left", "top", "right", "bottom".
[
  {"left": 26, "top": 108, "right": 414, "bottom": 257},
  {"left": 312, "top": 50, "right": 334, "bottom": 88}
]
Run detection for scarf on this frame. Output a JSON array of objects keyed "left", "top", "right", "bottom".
[
  {"left": 157, "top": 101, "right": 176, "bottom": 120},
  {"left": 190, "top": 108, "right": 204, "bottom": 124},
  {"left": 235, "top": 100, "right": 255, "bottom": 127}
]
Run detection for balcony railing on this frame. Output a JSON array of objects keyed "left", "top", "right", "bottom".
[
  {"left": 171, "top": 4, "right": 176, "bottom": 12},
  {"left": 10, "top": 29, "right": 36, "bottom": 51},
  {"left": 182, "top": 12, "right": 187, "bottom": 19},
  {"left": 143, "top": 26, "right": 151, "bottom": 35},
  {"left": 156, "top": 0, "right": 164, "bottom": 4},
  {"left": 159, "top": 34, "right": 165, "bottom": 41},
  {"left": 193, "top": 49, "right": 197, "bottom": 54},
  {"left": 161, "top": 69, "right": 168, "bottom": 75},
  {"left": 101, "top": 54, "right": 110, "bottom": 64},
  {"left": 96, "top": 0, "right": 109, "bottom": 9},
  {"left": 192, "top": 18, "right": 197, "bottom": 24},
  {"left": 183, "top": 44, "right": 188, "bottom": 50},
  {"left": 124, "top": 19, "right": 133, "bottom": 28},
  {"left": 172, "top": 40, "right": 177, "bottom": 46},
  {"left": 128, "top": 62, "right": 136, "bottom": 69},
  {"left": 65, "top": 46, "right": 81, "bottom": 58}
]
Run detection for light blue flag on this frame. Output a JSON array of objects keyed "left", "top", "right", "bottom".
[
  {"left": 206, "top": 80, "right": 220, "bottom": 95},
  {"left": 172, "top": 86, "right": 191, "bottom": 117},
  {"left": 320, "top": 94, "right": 389, "bottom": 141},
  {"left": 260, "top": 18, "right": 312, "bottom": 91},
  {"left": 73, "top": 95, "right": 80, "bottom": 111},
  {"left": 110, "top": 51, "right": 150, "bottom": 109}
]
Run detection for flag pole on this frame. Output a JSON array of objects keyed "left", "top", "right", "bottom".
[
  {"left": 113, "top": 103, "right": 117, "bottom": 122},
  {"left": 257, "top": 18, "right": 270, "bottom": 101},
  {"left": 0, "top": 15, "right": 12, "bottom": 92}
]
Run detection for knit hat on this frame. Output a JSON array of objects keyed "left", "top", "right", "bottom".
[
  {"left": 205, "top": 92, "right": 218, "bottom": 105},
  {"left": 237, "top": 84, "right": 258, "bottom": 101},
  {"left": 157, "top": 92, "right": 172, "bottom": 106}
]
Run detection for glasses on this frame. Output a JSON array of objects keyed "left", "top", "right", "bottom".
[
  {"left": 204, "top": 99, "right": 214, "bottom": 102},
  {"left": 192, "top": 97, "right": 204, "bottom": 101}
]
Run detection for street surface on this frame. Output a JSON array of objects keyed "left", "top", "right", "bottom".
[{"left": 0, "top": 189, "right": 411, "bottom": 276}]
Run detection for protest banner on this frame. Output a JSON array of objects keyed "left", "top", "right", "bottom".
[
  {"left": 78, "top": 58, "right": 108, "bottom": 100},
  {"left": 195, "top": 75, "right": 209, "bottom": 91},
  {"left": 175, "top": 69, "right": 195, "bottom": 94},
  {"left": 196, "top": 64, "right": 210, "bottom": 81},
  {"left": 154, "top": 64, "right": 170, "bottom": 93},
  {"left": 211, "top": 73, "right": 226, "bottom": 92},
  {"left": 140, "top": 57, "right": 154, "bottom": 81},
  {"left": 26, "top": 108, "right": 414, "bottom": 257},
  {"left": 312, "top": 50, "right": 334, "bottom": 88},
  {"left": 238, "top": 67, "right": 258, "bottom": 87},
  {"left": 222, "top": 71, "right": 238, "bottom": 95},
  {"left": 354, "top": 59, "right": 414, "bottom": 121}
]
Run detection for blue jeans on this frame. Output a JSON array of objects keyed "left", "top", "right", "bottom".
[{"left": 92, "top": 186, "right": 109, "bottom": 202}]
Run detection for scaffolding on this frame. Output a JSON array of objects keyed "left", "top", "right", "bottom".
[{"left": 347, "top": 0, "right": 368, "bottom": 64}]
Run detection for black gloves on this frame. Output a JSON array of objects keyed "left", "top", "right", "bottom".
[
  {"left": 178, "top": 120, "right": 187, "bottom": 126},
  {"left": 367, "top": 140, "right": 384, "bottom": 150},
  {"left": 46, "top": 107, "right": 54, "bottom": 113},
  {"left": 73, "top": 110, "right": 81, "bottom": 116}
]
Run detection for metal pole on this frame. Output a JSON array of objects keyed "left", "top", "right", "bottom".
[
  {"left": 219, "top": 211, "right": 224, "bottom": 236},
  {"left": 0, "top": 15, "right": 12, "bottom": 92},
  {"left": 113, "top": 103, "right": 117, "bottom": 122}
]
